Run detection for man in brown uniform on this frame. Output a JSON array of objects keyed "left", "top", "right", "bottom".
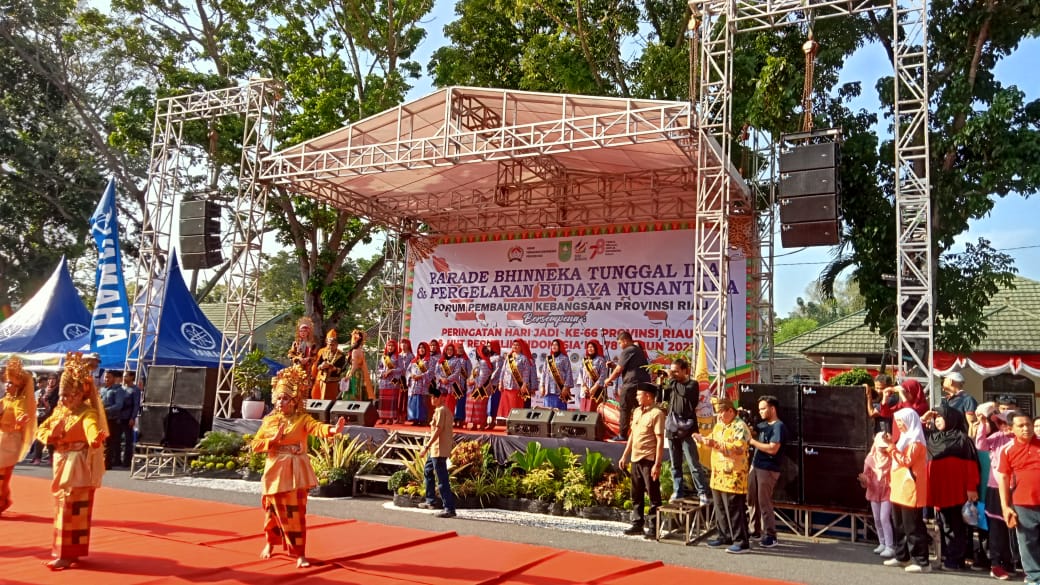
[
  {"left": 620, "top": 381, "right": 665, "bottom": 538},
  {"left": 418, "top": 387, "right": 456, "bottom": 518}
]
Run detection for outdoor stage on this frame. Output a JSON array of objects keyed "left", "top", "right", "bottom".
[{"left": 1, "top": 476, "right": 798, "bottom": 585}]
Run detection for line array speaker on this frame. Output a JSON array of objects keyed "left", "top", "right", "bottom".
[
  {"left": 179, "top": 200, "right": 222, "bottom": 270},
  {"left": 780, "top": 142, "right": 838, "bottom": 173},
  {"left": 780, "top": 167, "right": 838, "bottom": 198},
  {"left": 780, "top": 220, "right": 840, "bottom": 247}
]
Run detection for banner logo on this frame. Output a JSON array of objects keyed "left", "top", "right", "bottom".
[
  {"left": 181, "top": 322, "right": 216, "bottom": 350},
  {"left": 507, "top": 246, "right": 524, "bottom": 262},
  {"left": 64, "top": 323, "right": 89, "bottom": 340},
  {"left": 558, "top": 241, "right": 572, "bottom": 262}
]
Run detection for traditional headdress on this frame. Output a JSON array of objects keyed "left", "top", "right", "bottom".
[
  {"left": 61, "top": 352, "right": 109, "bottom": 437},
  {"left": 325, "top": 329, "right": 338, "bottom": 341},
  {"left": 272, "top": 365, "right": 309, "bottom": 410},
  {"left": 296, "top": 316, "right": 317, "bottom": 340},
  {"left": 711, "top": 396, "right": 735, "bottom": 413},
  {"left": 3, "top": 356, "right": 32, "bottom": 394}
]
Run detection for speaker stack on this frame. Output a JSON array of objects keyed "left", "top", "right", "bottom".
[
  {"left": 737, "top": 383, "right": 871, "bottom": 511},
  {"left": 180, "top": 200, "right": 223, "bottom": 270},
  {"left": 506, "top": 408, "right": 554, "bottom": 438},
  {"left": 779, "top": 136, "right": 841, "bottom": 248},
  {"left": 139, "top": 366, "right": 218, "bottom": 448}
]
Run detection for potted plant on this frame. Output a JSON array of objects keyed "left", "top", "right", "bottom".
[
  {"left": 308, "top": 434, "right": 373, "bottom": 497},
  {"left": 233, "top": 349, "right": 271, "bottom": 419}
]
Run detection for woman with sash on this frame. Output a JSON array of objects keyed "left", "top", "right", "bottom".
[
  {"left": 396, "top": 339, "right": 414, "bottom": 424},
  {"left": 485, "top": 341, "right": 503, "bottom": 429},
  {"left": 406, "top": 342, "right": 433, "bottom": 425},
  {"left": 1, "top": 357, "right": 37, "bottom": 516},
  {"left": 436, "top": 343, "right": 464, "bottom": 427},
  {"left": 35, "top": 352, "right": 107, "bottom": 571},
  {"left": 287, "top": 317, "right": 318, "bottom": 386},
  {"left": 540, "top": 339, "right": 574, "bottom": 411},
  {"left": 496, "top": 339, "right": 536, "bottom": 419},
  {"left": 342, "top": 329, "right": 373, "bottom": 401},
  {"left": 453, "top": 343, "right": 472, "bottom": 425},
  {"left": 377, "top": 339, "right": 403, "bottom": 424},
  {"left": 311, "top": 329, "right": 346, "bottom": 400},
  {"left": 465, "top": 344, "right": 494, "bottom": 430},
  {"left": 252, "top": 365, "right": 346, "bottom": 568},
  {"left": 579, "top": 340, "right": 609, "bottom": 412}
]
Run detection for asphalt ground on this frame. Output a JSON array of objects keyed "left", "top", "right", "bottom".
[{"left": 12, "top": 463, "right": 996, "bottom": 585}]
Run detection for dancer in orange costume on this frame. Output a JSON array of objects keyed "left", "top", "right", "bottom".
[
  {"left": 35, "top": 352, "right": 108, "bottom": 570},
  {"left": 0, "top": 356, "right": 37, "bottom": 515},
  {"left": 253, "top": 365, "right": 346, "bottom": 568},
  {"left": 311, "top": 329, "right": 345, "bottom": 400}
]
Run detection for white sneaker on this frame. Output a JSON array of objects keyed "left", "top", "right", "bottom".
[
  {"left": 873, "top": 544, "right": 886, "bottom": 554},
  {"left": 905, "top": 564, "right": 930, "bottom": 573},
  {"left": 698, "top": 494, "right": 710, "bottom": 506},
  {"left": 879, "top": 547, "right": 897, "bottom": 558},
  {"left": 883, "top": 558, "right": 907, "bottom": 567}
]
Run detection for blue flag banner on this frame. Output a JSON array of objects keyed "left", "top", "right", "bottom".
[{"left": 89, "top": 178, "right": 131, "bottom": 368}]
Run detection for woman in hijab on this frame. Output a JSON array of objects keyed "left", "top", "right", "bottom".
[
  {"left": 878, "top": 379, "right": 930, "bottom": 444},
  {"left": 885, "top": 408, "right": 931, "bottom": 573},
  {"left": 858, "top": 431, "right": 895, "bottom": 557},
  {"left": 924, "top": 404, "right": 981, "bottom": 570}
]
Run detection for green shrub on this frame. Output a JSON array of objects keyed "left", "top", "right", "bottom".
[
  {"left": 828, "top": 368, "right": 876, "bottom": 386},
  {"left": 520, "top": 464, "right": 560, "bottom": 501},
  {"left": 196, "top": 431, "right": 246, "bottom": 456},
  {"left": 388, "top": 470, "right": 410, "bottom": 494}
]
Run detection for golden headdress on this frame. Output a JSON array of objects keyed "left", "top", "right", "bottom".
[
  {"left": 325, "top": 328, "right": 338, "bottom": 341},
  {"left": 61, "top": 352, "right": 109, "bottom": 436},
  {"left": 272, "top": 365, "right": 309, "bottom": 408},
  {"left": 3, "top": 356, "right": 32, "bottom": 392},
  {"left": 2, "top": 356, "right": 37, "bottom": 460}
]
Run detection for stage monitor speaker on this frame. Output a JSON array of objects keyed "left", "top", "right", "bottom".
[
  {"left": 550, "top": 411, "right": 603, "bottom": 440},
  {"left": 799, "top": 384, "right": 872, "bottom": 449},
  {"left": 780, "top": 220, "right": 840, "bottom": 248},
  {"left": 330, "top": 400, "right": 377, "bottom": 427},
  {"left": 779, "top": 194, "right": 838, "bottom": 224},
  {"left": 780, "top": 168, "right": 838, "bottom": 198},
  {"left": 801, "top": 445, "right": 869, "bottom": 512},
  {"left": 780, "top": 142, "right": 838, "bottom": 173},
  {"left": 506, "top": 408, "right": 554, "bottom": 438},
  {"left": 305, "top": 399, "right": 336, "bottom": 423},
  {"left": 144, "top": 366, "right": 177, "bottom": 405},
  {"left": 137, "top": 404, "right": 169, "bottom": 445},
  {"left": 736, "top": 383, "right": 800, "bottom": 442}
]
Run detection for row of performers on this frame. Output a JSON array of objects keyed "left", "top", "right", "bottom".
[
  {"left": 377, "top": 338, "right": 616, "bottom": 430},
  {"left": 285, "top": 319, "right": 374, "bottom": 402}
]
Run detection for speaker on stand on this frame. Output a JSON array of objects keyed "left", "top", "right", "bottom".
[
  {"left": 779, "top": 130, "right": 842, "bottom": 248},
  {"left": 180, "top": 199, "right": 223, "bottom": 270}
]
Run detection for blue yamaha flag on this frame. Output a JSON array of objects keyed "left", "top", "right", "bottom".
[{"left": 89, "top": 178, "right": 131, "bottom": 368}]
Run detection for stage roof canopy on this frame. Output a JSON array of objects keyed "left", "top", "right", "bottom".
[{"left": 261, "top": 87, "right": 749, "bottom": 234}]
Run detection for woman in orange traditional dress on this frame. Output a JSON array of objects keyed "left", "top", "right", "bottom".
[
  {"left": 252, "top": 365, "right": 345, "bottom": 568},
  {"left": 35, "top": 352, "right": 108, "bottom": 570},
  {"left": 0, "top": 356, "right": 37, "bottom": 515}
]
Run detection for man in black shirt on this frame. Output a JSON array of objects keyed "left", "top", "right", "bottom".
[
  {"left": 603, "top": 330, "right": 651, "bottom": 441},
  {"left": 662, "top": 358, "right": 711, "bottom": 505},
  {"left": 748, "top": 395, "right": 787, "bottom": 548}
]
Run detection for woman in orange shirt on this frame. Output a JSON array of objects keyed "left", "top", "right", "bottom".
[
  {"left": 252, "top": 365, "right": 345, "bottom": 568},
  {"left": 885, "top": 407, "right": 931, "bottom": 573},
  {"left": 0, "top": 357, "right": 36, "bottom": 515},
  {"left": 35, "top": 352, "right": 108, "bottom": 571}
]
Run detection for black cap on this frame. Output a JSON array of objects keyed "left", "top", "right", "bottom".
[
  {"left": 635, "top": 382, "right": 658, "bottom": 396},
  {"left": 429, "top": 387, "right": 441, "bottom": 398}
]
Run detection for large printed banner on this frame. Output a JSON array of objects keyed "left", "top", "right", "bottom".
[{"left": 405, "top": 227, "right": 747, "bottom": 370}]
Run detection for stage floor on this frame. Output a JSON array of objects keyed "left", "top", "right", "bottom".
[{"left": 1, "top": 476, "right": 798, "bottom": 585}]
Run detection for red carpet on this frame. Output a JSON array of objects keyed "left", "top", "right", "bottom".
[{"left": 0, "top": 475, "right": 801, "bottom": 585}]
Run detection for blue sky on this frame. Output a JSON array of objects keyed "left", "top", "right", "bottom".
[{"left": 404, "top": 3, "right": 1040, "bottom": 315}]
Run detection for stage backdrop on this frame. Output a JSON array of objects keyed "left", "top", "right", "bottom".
[{"left": 404, "top": 226, "right": 748, "bottom": 372}]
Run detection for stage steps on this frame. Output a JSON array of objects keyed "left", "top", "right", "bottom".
[{"left": 354, "top": 430, "right": 427, "bottom": 497}]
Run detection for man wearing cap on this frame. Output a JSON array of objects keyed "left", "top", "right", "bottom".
[
  {"left": 944, "top": 372, "right": 978, "bottom": 415},
  {"left": 696, "top": 396, "right": 752, "bottom": 554},
  {"left": 619, "top": 382, "right": 665, "bottom": 539},
  {"left": 85, "top": 353, "right": 104, "bottom": 392}
]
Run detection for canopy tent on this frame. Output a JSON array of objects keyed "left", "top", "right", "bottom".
[
  {"left": 33, "top": 252, "right": 225, "bottom": 369},
  {"left": 0, "top": 257, "right": 90, "bottom": 353}
]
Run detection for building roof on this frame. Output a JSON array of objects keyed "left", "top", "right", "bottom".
[
  {"left": 198, "top": 303, "right": 290, "bottom": 334},
  {"left": 775, "top": 276, "right": 1040, "bottom": 357}
]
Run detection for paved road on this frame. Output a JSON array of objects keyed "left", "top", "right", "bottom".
[{"left": 13, "top": 464, "right": 993, "bottom": 585}]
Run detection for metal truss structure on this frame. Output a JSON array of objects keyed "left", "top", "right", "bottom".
[
  {"left": 126, "top": 79, "right": 281, "bottom": 418},
  {"left": 688, "top": 0, "right": 934, "bottom": 397},
  {"left": 376, "top": 233, "right": 407, "bottom": 352},
  {"left": 746, "top": 129, "right": 777, "bottom": 384}
]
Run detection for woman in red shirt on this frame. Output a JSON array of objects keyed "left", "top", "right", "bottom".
[{"left": 924, "top": 404, "right": 980, "bottom": 570}]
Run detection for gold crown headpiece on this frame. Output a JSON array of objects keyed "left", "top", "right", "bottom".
[
  {"left": 326, "top": 328, "right": 338, "bottom": 340},
  {"left": 4, "top": 355, "right": 25, "bottom": 382},
  {"left": 272, "top": 365, "right": 309, "bottom": 401},
  {"left": 296, "top": 316, "right": 314, "bottom": 330},
  {"left": 61, "top": 352, "right": 93, "bottom": 397}
]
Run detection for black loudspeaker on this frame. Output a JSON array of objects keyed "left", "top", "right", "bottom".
[
  {"left": 168, "top": 367, "right": 215, "bottom": 408},
  {"left": 780, "top": 220, "right": 840, "bottom": 247},
  {"left": 330, "top": 400, "right": 377, "bottom": 427},
  {"left": 799, "top": 384, "right": 871, "bottom": 449},
  {"left": 166, "top": 406, "right": 206, "bottom": 449},
  {"left": 506, "top": 408, "right": 554, "bottom": 438},
  {"left": 771, "top": 448, "right": 803, "bottom": 505},
  {"left": 550, "top": 411, "right": 602, "bottom": 440},
  {"left": 779, "top": 194, "right": 838, "bottom": 223},
  {"left": 180, "top": 200, "right": 222, "bottom": 270},
  {"left": 780, "top": 167, "right": 838, "bottom": 197},
  {"left": 801, "top": 445, "right": 869, "bottom": 512},
  {"left": 736, "top": 383, "right": 800, "bottom": 442},
  {"left": 780, "top": 142, "right": 838, "bottom": 172},
  {"left": 305, "top": 399, "right": 336, "bottom": 423},
  {"left": 144, "top": 366, "right": 176, "bottom": 405},
  {"left": 137, "top": 404, "right": 168, "bottom": 445}
]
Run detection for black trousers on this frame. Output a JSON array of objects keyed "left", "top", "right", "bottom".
[
  {"left": 938, "top": 504, "right": 969, "bottom": 567},
  {"left": 105, "top": 419, "right": 128, "bottom": 467},
  {"left": 892, "top": 503, "right": 929, "bottom": 566},
  {"left": 121, "top": 419, "right": 136, "bottom": 468},
  {"left": 630, "top": 458, "right": 661, "bottom": 526},
  {"left": 712, "top": 489, "right": 749, "bottom": 547},
  {"left": 618, "top": 386, "right": 637, "bottom": 438}
]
